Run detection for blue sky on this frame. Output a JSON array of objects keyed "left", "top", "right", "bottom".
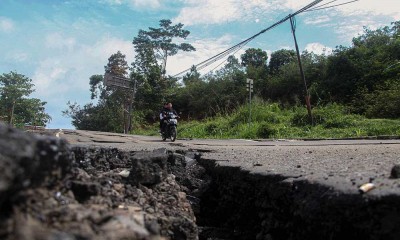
[{"left": 0, "top": 0, "right": 398, "bottom": 129}]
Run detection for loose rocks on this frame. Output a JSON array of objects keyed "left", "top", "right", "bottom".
[{"left": 0, "top": 124, "right": 199, "bottom": 240}]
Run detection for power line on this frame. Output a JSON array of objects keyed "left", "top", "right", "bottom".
[
  {"left": 304, "top": 0, "right": 359, "bottom": 12},
  {"left": 172, "top": 0, "right": 323, "bottom": 78},
  {"left": 209, "top": 43, "right": 247, "bottom": 73},
  {"left": 310, "top": 0, "right": 339, "bottom": 9}
]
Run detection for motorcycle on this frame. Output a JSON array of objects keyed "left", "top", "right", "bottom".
[{"left": 161, "top": 112, "right": 178, "bottom": 142}]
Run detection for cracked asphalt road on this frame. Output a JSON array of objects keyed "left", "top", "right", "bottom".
[{"left": 56, "top": 129, "right": 400, "bottom": 197}]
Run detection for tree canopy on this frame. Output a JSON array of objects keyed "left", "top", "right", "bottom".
[
  {"left": 132, "top": 19, "right": 195, "bottom": 77},
  {"left": 0, "top": 71, "right": 51, "bottom": 127}
]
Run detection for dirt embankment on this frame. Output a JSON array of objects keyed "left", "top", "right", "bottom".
[{"left": 0, "top": 124, "right": 207, "bottom": 240}]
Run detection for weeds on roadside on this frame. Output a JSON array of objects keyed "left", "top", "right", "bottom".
[{"left": 132, "top": 101, "right": 400, "bottom": 139}]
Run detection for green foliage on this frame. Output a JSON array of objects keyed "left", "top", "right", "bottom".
[
  {"left": 63, "top": 101, "right": 124, "bottom": 132},
  {"left": 257, "top": 122, "right": 278, "bottom": 138},
  {"left": 135, "top": 101, "right": 400, "bottom": 139},
  {"left": 269, "top": 49, "right": 296, "bottom": 74},
  {"left": 175, "top": 57, "right": 248, "bottom": 120},
  {"left": 0, "top": 71, "right": 51, "bottom": 127},
  {"left": 291, "top": 104, "right": 360, "bottom": 128},
  {"left": 182, "top": 66, "right": 201, "bottom": 86},
  {"left": 358, "top": 80, "right": 400, "bottom": 118},
  {"left": 168, "top": 102, "right": 399, "bottom": 139},
  {"left": 65, "top": 51, "right": 132, "bottom": 132},
  {"left": 131, "top": 19, "right": 195, "bottom": 119},
  {"left": 241, "top": 48, "right": 268, "bottom": 68},
  {"left": 105, "top": 51, "right": 129, "bottom": 77},
  {"left": 320, "top": 21, "right": 400, "bottom": 113}
]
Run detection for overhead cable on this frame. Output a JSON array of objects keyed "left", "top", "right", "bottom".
[
  {"left": 309, "top": 0, "right": 339, "bottom": 9},
  {"left": 171, "top": 0, "right": 323, "bottom": 77},
  {"left": 304, "top": 0, "right": 359, "bottom": 12}
]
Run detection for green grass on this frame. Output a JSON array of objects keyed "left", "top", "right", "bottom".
[{"left": 132, "top": 101, "right": 400, "bottom": 139}]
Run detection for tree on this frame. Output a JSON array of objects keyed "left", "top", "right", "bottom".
[
  {"left": 269, "top": 49, "right": 296, "bottom": 74},
  {"left": 15, "top": 98, "right": 52, "bottom": 127},
  {"left": 182, "top": 66, "right": 201, "bottom": 86},
  {"left": 105, "top": 51, "right": 129, "bottom": 77},
  {"left": 216, "top": 55, "right": 242, "bottom": 76},
  {"left": 241, "top": 48, "right": 269, "bottom": 96},
  {"left": 0, "top": 71, "right": 50, "bottom": 127},
  {"left": 63, "top": 101, "right": 123, "bottom": 132},
  {"left": 131, "top": 19, "right": 194, "bottom": 120},
  {"left": 64, "top": 51, "right": 133, "bottom": 132},
  {"left": 104, "top": 51, "right": 133, "bottom": 133},
  {"left": 241, "top": 48, "right": 268, "bottom": 68},
  {"left": 132, "top": 19, "right": 195, "bottom": 77}
]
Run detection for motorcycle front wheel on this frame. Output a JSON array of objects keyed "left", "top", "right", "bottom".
[{"left": 170, "top": 126, "right": 177, "bottom": 142}]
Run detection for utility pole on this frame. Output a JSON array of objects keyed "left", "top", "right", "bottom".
[
  {"left": 246, "top": 78, "right": 254, "bottom": 128},
  {"left": 289, "top": 15, "right": 314, "bottom": 125}
]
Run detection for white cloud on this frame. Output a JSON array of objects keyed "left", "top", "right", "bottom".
[
  {"left": 265, "top": 49, "right": 273, "bottom": 64},
  {"left": 334, "top": 17, "right": 386, "bottom": 42},
  {"left": 32, "top": 36, "right": 134, "bottom": 105},
  {"left": 283, "top": 0, "right": 399, "bottom": 19},
  {"left": 33, "top": 59, "right": 67, "bottom": 93},
  {"left": 174, "top": 0, "right": 398, "bottom": 27},
  {"left": 282, "top": 0, "right": 314, "bottom": 11},
  {"left": 12, "top": 52, "right": 29, "bottom": 62},
  {"left": 304, "top": 15, "right": 331, "bottom": 25},
  {"left": 305, "top": 42, "right": 332, "bottom": 55},
  {"left": 335, "top": 0, "right": 400, "bottom": 20},
  {"left": 174, "top": 0, "right": 273, "bottom": 25},
  {"left": 0, "top": 17, "right": 14, "bottom": 32},
  {"left": 45, "top": 32, "right": 77, "bottom": 51},
  {"left": 85, "top": 36, "right": 135, "bottom": 64}
]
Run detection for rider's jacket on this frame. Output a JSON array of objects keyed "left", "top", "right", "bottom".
[{"left": 160, "top": 108, "right": 177, "bottom": 120}]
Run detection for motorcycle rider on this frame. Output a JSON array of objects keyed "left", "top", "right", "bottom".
[
  {"left": 159, "top": 102, "right": 178, "bottom": 133},
  {"left": 159, "top": 102, "right": 168, "bottom": 133}
]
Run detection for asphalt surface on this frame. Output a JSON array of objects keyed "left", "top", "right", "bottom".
[{"left": 55, "top": 129, "right": 400, "bottom": 197}]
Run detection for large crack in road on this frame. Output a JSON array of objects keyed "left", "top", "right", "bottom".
[{"left": 2, "top": 126, "right": 400, "bottom": 239}]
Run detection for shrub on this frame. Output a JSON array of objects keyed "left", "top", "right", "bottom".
[{"left": 257, "top": 123, "right": 278, "bottom": 138}]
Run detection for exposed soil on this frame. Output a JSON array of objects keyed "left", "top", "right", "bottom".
[
  {"left": 2, "top": 124, "right": 400, "bottom": 240},
  {"left": 0, "top": 124, "right": 207, "bottom": 240}
]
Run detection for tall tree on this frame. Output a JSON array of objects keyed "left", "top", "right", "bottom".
[
  {"left": 132, "top": 19, "right": 195, "bottom": 77},
  {"left": 131, "top": 19, "right": 195, "bottom": 120}
]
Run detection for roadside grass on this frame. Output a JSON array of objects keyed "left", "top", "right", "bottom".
[{"left": 132, "top": 101, "right": 400, "bottom": 139}]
